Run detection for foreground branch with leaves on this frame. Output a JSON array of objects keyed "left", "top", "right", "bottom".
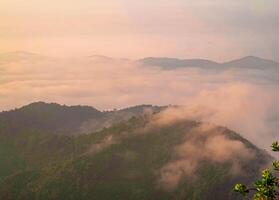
[{"left": 234, "top": 141, "right": 279, "bottom": 200}]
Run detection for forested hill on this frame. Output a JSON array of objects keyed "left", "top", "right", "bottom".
[
  {"left": 0, "top": 102, "right": 273, "bottom": 200},
  {"left": 0, "top": 102, "right": 162, "bottom": 136}
]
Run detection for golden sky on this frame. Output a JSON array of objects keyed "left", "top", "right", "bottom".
[{"left": 0, "top": 0, "right": 278, "bottom": 60}]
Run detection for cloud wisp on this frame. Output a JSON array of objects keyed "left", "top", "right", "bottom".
[{"left": 158, "top": 124, "right": 255, "bottom": 191}]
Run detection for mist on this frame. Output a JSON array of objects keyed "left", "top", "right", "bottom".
[
  {"left": 0, "top": 52, "right": 279, "bottom": 153},
  {"left": 158, "top": 123, "right": 255, "bottom": 191}
]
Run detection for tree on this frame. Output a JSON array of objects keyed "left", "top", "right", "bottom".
[{"left": 234, "top": 141, "right": 279, "bottom": 200}]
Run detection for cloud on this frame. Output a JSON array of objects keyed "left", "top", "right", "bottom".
[
  {"left": 0, "top": 56, "right": 278, "bottom": 154},
  {"left": 146, "top": 81, "right": 279, "bottom": 155},
  {"left": 85, "top": 135, "right": 116, "bottom": 155},
  {"left": 0, "top": 55, "right": 278, "bottom": 191},
  {"left": 158, "top": 124, "right": 255, "bottom": 191}
]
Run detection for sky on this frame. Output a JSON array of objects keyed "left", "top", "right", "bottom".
[{"left": 0, "top": 0, "right": 279, "bottom": 61}]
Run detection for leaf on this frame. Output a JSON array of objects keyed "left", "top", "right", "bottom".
[
  {"left": 271, "top": 141, "right": 279, "bottom": 152},
  {"left": 273, "top": 161, "right": 279, "bottom": 171},
  {"left": 233, "top": 183, "right": 249, "bottom": 196}
]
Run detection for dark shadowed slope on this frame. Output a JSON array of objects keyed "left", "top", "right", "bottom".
[{"left": 0, "top": 102, "right": 103, "bottom": 136}]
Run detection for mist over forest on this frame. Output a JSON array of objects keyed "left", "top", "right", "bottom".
[{"left": 1, "top": 52, "right": 278, "bottom": 152}]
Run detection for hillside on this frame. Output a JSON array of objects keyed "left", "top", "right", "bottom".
[
  {"left": 0, "top": 102, "right": 162, "bottom": 136},
  {"left": 0, "top": 102, "right": 103, "bottom": 136},
  {"left": 0, "top": 103, "right": 272, "bottom": 200},
  {"left": 0, "top": 102, "right": 163, "bottom": 180}
]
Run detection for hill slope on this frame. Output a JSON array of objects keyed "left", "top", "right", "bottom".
[
  {"left": 0, "top": 102, "right": 103, "bottom": 136},
  {"left": 0, "top": 104, "right": 272, "bottom": 200},
  {"left": 0, "top": 102, "right": 162, "bottom": 136},
  {"left": 0, "top": 102, "right": 163, "bottom": 180}
]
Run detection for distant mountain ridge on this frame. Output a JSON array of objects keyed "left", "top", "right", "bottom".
[
  {"left": 222, "top": 56, "right": 279, "bottom": 69},
  {"left": 1, "top": 51, "right": 279, "bottom": 70},
  {"left": 139, "top": 57, "right": 221, "bottom": 69},
  {"left": 139, "top": 56, "right": 279, "bottom": 70}
]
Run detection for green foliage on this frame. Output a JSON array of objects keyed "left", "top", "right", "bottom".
[
  {"left": 234, "top": 141, "right": 279, "bottom": 200},
  {"left": 0, "top": 143, "right": 26, "bottom": 182},
  {"left": 271, "top": 141, "right": 279, "bottom": 152},
  {"left": 0, "top": 103, "right": 274, "bottom": 200},
  {"left": 273, "top": 161, "right": 279, "bottom": 171},
  {"left": 234, "top": 184, "right": 249, "bottom": 196}
]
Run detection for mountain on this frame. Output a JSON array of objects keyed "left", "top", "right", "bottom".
[
  {"left": 0, "top": 102, "right": 164, "bottom": 180},
  {"left": 0, "top": 102, "right": 273, "bottom": 200},
  {"left": 79, "top": 104, "right": 164, "bottom": 134},
  {"left": 0, "top": 102, "right": 162, "bottom": 136},
  {"left": 222, "top": 56, "right": 279, "bottom": 69},
  {"left": 0, "top": 102, "right": 103, "bottom": 136},
  {"left": 139, "top": 57, "right": 221, "bottom": 69},
  {"left": 2, "top": 52, "right": 278, "bottom": 70},
  {"left": 139, "top": 56, "right": 279, "bottom": 70}
]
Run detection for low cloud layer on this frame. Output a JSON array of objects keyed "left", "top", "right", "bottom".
[
  {"left": 158, "top": 124, "right": 255, "bottom": 190},
  {"left": 0, "top": 53, "right": 278, "bottom": 153},
  {"left": 149, "top": 82, "right": 279, "bottom": 152}
]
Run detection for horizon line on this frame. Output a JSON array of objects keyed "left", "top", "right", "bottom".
[{"left": 1, "top": 50, "right": 279, "bottom": 63}]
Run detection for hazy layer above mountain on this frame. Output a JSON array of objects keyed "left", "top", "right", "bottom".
[
  {"left": 139, "top": 56, "right": 279, "bottom": 70},
  {"left": 0, "top": 103, "right": 272, "bottom": 200}
]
